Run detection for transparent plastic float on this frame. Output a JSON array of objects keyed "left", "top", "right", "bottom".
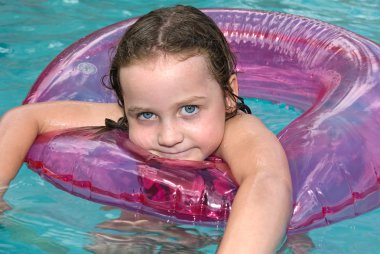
[{"left": 24, "top": 9, "right": 380, "bottom": 234}]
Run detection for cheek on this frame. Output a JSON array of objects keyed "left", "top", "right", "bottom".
[
  {"left": 128, "top": 124, "right": 154, "bottom": 150},
  {"left": 194, "top": 112, "right": 226, "bottom": 153}
]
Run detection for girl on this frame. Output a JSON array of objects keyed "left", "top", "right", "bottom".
[{"left": 0, "top": 5, "right": 292, "bottom": 253}]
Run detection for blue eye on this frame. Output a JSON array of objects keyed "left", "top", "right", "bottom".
[
  {"left": 138, "top": 112, "right": 156, "bottom": 120},
  {"left": 181, "top": 105, "right": 199, "bottom": 115}
]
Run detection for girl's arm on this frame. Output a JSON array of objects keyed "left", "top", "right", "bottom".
[
  {"left": 216, "top": 113, "right": 293, "bottom": 254},
  {"left": 0, "top": 101, "right": 123, "bottom": 197}
]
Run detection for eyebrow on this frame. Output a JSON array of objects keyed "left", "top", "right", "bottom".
[
  {"left": 126, "top": 107, "right": 149, "bottom": 115},
  {"left": 126, "top": 96, "right": 207, "bottom": 115},
  {"left": 176, "top": 95, "right": 207, "bottom": 106}
]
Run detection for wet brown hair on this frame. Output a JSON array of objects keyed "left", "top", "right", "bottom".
[{"left": 105, "top": 5, "right": 251, "bottom": 130}]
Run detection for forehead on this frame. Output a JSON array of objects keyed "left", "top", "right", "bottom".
[
  {"left": 127, "top": 51, "right": 211, "bottom": 71},
  {"left": 119, "top": 53, "right": 216, "bottom": 88},
  {"left": 119, "top": 54, "right": 223, "bottom": 106}
]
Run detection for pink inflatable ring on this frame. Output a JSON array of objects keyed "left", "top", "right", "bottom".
[{"left": 24, "top": 9, "right": 380, "bottom": 235}]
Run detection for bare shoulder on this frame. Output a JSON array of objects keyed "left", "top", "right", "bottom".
[
  {"left": 216, "top": 112, "right": 289, "bottom": 184},
  {"left": 220, "top": 112, "right": 279, "bottom": 152},
  {"left": 225, "top": 112, "right": 273, "bottom": 137}
]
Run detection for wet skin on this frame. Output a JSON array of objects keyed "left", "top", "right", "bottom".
[{"left": 120, "top": 54, "right": 227, "bottom": 161}]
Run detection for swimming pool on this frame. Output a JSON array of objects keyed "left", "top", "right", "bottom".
[{"left": 1, "top": 1, "right": 380, "bottom": 253}]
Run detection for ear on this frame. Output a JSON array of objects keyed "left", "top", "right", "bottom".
[
  {"left": 225, "top": 74, "right": 239, "bottom": 110},
  {"left": 229, "top": 74, "right": 239, "bottom": 95}
]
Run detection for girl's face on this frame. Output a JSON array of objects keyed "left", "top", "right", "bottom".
[{"left": 119, "top": 54, "right": 228, "bottom": 161}]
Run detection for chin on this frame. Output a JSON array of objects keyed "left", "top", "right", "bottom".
[
  {"left": 152, "top": 150, "right": 206, "bottom": 162},
  {"left": 177, "top": 152, "right": 211, "bottom": 162}
]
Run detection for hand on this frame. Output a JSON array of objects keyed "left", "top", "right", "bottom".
[
  {"left": 278, "top": 234, "right": 315, "bottom": 254},
  {"left": 0, "top": 197, "right": 11, "bottom": 214},
  {"left": 87, "top": 209, "right": 217, "bottom": 253}
]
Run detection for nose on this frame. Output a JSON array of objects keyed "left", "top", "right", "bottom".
[{"left": 157, "top": 120, "right": 184, "bottom": 147}]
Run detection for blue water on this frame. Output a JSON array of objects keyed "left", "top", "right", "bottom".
[{"left": 1, "top": 1, "right": 380, "bottom": 253}]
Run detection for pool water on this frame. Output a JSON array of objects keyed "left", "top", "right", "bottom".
[{"left": 1, "top": 1, "right": 379, "bottom": 253}]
